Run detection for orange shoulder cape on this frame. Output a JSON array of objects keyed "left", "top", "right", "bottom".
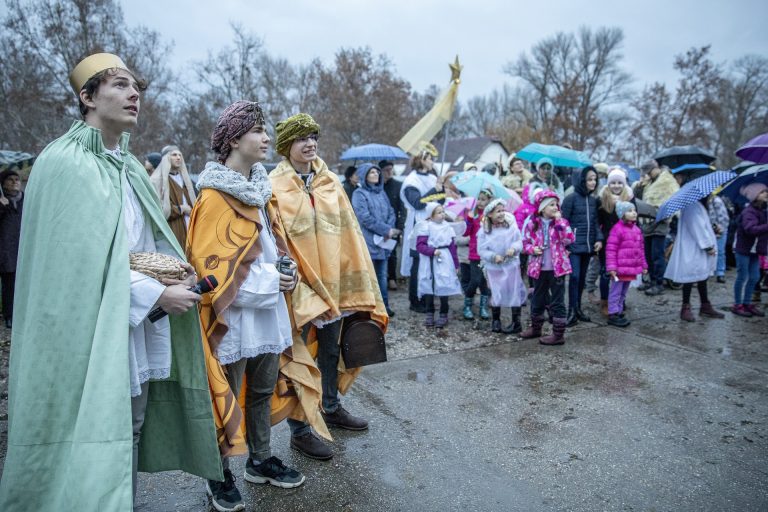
[{"left": 187, "top": 188, "right": 330, "bottom": 456}]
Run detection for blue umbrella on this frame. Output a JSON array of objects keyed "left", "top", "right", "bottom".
[
  {"left": 339, "top": 143, "right": 409, "bottom": 161},
  {"left": 450, "top": 171, "right": 511, "bottom": 200},
  {"left": 656, "top": 171, "right": 736, "bottom": 222},
  {"left": 719, "top": 164, "right": 768, "bottom": 204},
  {"left": 516, "top": 143, "right": 592, "bottom": 168}
]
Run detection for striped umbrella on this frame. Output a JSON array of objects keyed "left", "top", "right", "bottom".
[{"left": 656, "top": 171, "right": 736, "bottom": 222}]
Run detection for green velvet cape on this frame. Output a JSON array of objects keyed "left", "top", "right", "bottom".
[{"left": 0, "top": 121, "right": 222, "bottom": 511}]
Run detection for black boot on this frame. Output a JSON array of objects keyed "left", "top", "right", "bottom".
[
  {"left": 502, "top": 307, "right": 522, "bottom": 334},
  {"left": 566, "top": 308, "right": 578, "bottom": 327},
  {"left": 491, "top": 319, "right": 502, "bottom": 333},
  {"left": 575, "top": 305, "right": 591, "bottom": 322}
]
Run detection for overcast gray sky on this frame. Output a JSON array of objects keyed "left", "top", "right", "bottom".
[{"left": 124, "top": 0, "right": 767, "bottom": 100}]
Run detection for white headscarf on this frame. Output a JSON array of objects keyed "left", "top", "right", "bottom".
[{"left": 149, "top": 146, "right": 197, "bottom": 218}]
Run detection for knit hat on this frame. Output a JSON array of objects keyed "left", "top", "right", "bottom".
[
  {"left": 534, "top": 189, "right": 559, "bottom": 213},
  {"left": 482, "top": 163, "right": 497, "bottom": 175},
  {"left": 484, "top": 198, "right": 506, "bottom": 217},
  {"left": 211, "top": 100, "right": 266, "bottom": 164},
  {"left": 537, "top": 157, "right": 554, "bottom": 170},
  {"left": 463, "top": 162, "right": 478, "bottom": 172},
  {"left": 741, "top": 183, "right": 768, "bottom": 202},
  {"left": 607, "top": 167, "right": 628, "bottom": 186},
  {"left": 0, "top": 169, "right": 20, "bottom": 186},
  {"left": 615, "top": 201, "right": 636, "bottom": 220},
  {"left": 593, "top": 162, "right": 609, "bottom": 176},
  {"left": 145, "top": 152, "right": 162, "bottom": 169},
  {"left": 275, "top": 113, "right": 320, "bottom": 158}
]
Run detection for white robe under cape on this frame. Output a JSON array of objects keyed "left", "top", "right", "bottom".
[{"left": 664, "top": 202, "right": 716, "bottom": 284}]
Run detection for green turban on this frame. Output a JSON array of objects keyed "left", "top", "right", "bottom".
[{"left": 275, "top": 113, "right": 321, "bottom": 158}]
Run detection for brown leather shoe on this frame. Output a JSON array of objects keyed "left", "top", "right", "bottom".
[
  {"left": 700, "top": 302, "right": 725, "bottom": 319},
  {"left": 290, "top": 432, "right": 333, "bottom": 460},
  {"left": 322, "top": 406, "right": 369, "bottom": 431},
  {"left": 680, "top": 303, "right": 695, "bottom": 322}
]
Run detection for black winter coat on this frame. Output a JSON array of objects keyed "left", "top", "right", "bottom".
[
  {"left": 0, "top": 192, "right": 23, "bottom": 273},
  {"left": 384, "top": 177, "right": 405, "bottom": 231},
  {"left": 560, "top": 168, "right": 602, "bottom": 254}
]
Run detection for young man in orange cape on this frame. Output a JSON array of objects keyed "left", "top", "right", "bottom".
[
  {"left": 268, "top": 113, "right": 388, "bottom": 460},
  {"left": 187, "top": 101, "right": 326, "bottom": 512}
]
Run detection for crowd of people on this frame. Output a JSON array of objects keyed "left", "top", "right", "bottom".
[{"left": 0, "top": 52, "right": 766, "bottom": 512}]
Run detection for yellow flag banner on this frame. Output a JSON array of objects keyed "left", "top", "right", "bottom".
[{"left": 397, "top": 57, "right": 462, "bottom": 156}]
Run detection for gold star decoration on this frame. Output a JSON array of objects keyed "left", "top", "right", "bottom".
[{"left": 449, "top": 56, "right": 463, "bottom": 84}]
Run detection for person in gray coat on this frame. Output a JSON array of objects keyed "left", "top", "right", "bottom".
[{"left": 352, "top": 163, "right": 399, "bottom": 316}]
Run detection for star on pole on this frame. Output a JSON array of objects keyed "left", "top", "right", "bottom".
[{"left": 449, "top": 56, "right": 462, "bottom": 84}]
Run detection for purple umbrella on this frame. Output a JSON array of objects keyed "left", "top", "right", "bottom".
[{"left": 736, "top": 132, "right": 768, "bottom": 164}]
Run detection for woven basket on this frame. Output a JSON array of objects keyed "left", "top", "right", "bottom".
[{"left": 129, "top": 252, "right": 188, "bottom": 281}]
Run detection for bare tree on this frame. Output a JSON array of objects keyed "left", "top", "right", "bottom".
[
  {"left": 0, "top": 0, "right": 175, "bottom": 156},
  {"left": 504, "top": 26, "right": 632, "bottom": 153}
]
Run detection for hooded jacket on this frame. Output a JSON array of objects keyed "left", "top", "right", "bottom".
[
  {"left": 605, "top": 219, "right": 647, "bottom": 280},
  {"left": 560, "top": 167, "right": 602, "bottom": 254},
  {"left": 351, "top": 163, "right": 396, "bottom": 260}
]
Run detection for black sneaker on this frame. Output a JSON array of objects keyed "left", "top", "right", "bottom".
[
  {"left": 386, "top": 307, "right": 396, "bottom": 318},
  {"left": 644, "top": 284, "right": 665, "bottom": 296},
  {"left": 245, "top": 456, "right": 306, "bottom": 488},
  {"left": 206, "top": 469, "right": 244, "bottom": 512}
]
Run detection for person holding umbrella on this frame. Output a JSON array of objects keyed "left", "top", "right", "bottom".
[
  {"left": 731, "top": 183, "right": 768, "bottom": 317},
  {"left": 662, "top": 174, "right": 729, "bottom": 322},
  {"left": 530, "top": 157, "right": 564, "bottom": 199}
]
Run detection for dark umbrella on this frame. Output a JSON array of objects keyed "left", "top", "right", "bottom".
[
  {"left": 653, "top": 145, "right": 715, "bottom": 169},
  {"left": 735, "top": 132, "right": 768, "bottom": 164},
  {"left": 719, "top": 164, "right": 768, "bottom": 205},
  {"left": 732, "top": 160, "right": 758, "bottom": 174}
]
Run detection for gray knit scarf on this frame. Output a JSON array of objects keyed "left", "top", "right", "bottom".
[{"left": 197, "top": 161, "right": 272, "bottom": 207}]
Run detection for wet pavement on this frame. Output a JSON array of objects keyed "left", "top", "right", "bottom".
[{"left": 2, "top": 275, "right": 767, "bottom": 511}]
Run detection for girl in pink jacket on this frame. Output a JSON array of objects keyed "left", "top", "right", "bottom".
[
  {"left": 520, "top": 189, "right": 575, "bottom": 345},
  {"left": 605, "top": 201, "right": 647, "bottom": 327}
]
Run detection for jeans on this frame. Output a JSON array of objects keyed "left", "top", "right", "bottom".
[
  {"left": 608, "top": 281, "right": 631, "bottom": 314},
  {"left": 289, "top": 318, "right": 343, "bottom": 437},
  {"left": 568, "top": 253, "right": 591, "bottom": 310},
  {"left": 462, "top": 260, "right": 489, "bottom": 298},
  {"left": 585, "top": 257, "right": 600, "bottom": 294},
  {"left": 715, "top": 233, "right": 727, "bottom": 276},
  {"left": 531, "top": 270, "right": 566, "bottom": 319},
  {"left": 650, "top": 235, "right": 667, "bottom": 285},
  {"left": 734, "top": 253, "right": 760, "bottom": 305},
  {"left": 371, "top": 258, "right": 389, "bottom": 307},
  {"left": 222, "top": 353, "right": 280, "bottom": 465}
]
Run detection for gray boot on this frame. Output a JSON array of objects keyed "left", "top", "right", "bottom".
[{"left": 479, "top": 295, "right": 491, "bottom": 320}]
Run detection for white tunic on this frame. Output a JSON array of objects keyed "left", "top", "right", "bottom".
[
  {"left": 400, "top": 171, "right": 437, "bottom": 276},
  {"left": 664, "top": 202, "right": 716, "bottom": 283},
  {"left": 416, "top": 220, "right": 463, "bottom": 298},
  {"left": 216, "top": 208, "right": 293, "bottom": 365},
  {"left": 477, "top": 214, "right": 527, "bottom": 307},
  {"left": 124, "top": 175, "right": 172, "bottom": 398}
]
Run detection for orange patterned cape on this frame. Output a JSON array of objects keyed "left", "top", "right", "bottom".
[
  {"left": 186, "top": 188, "right": 329, "bottom": 456},
  {"left": 268, "top": 158, "right": 388, "bottom": 398}
]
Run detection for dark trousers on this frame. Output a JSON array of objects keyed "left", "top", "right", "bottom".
[
  {"left": 288, "top": 318, "right": 343, "bottom": 437},
  {"left": 409, "top": 249, "right": 421, "bottom": 306},
  {"left": 682, "top": 280, "right": 709, "bottom": 304},
  {"left": 461, "top": 260, "right": 489, "bottom": 298},
  {"left": 650, "top": 235, "right": 667, "bottom": 285},
  {"left": 531, "top": 270, "right": 566, "bottom": 319},
  {"left": 387, "top": 244, "right": 399, "bottom": 282},
  {"left": 424, "top": 294, "right": 449, "bottom": 314},
  {"left": 567, "top": 253, "right": 591, "bottom": 311},
  {"left": 1, "top": 271, "right": 14, "bottom": 321}
]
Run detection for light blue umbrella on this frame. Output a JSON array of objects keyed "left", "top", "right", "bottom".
[
  {"left": 516, "top": 143, "right": 592, "bottom": 168},
  {"left": 339, "top": 143, "right": 409, "bottom": 161},
  {"left": 719, "top": 164, "right": 768, "bottom": 204},
  {"left": 450, "top": 171, "right": 511, "bottom": 200},
  {"left": 656, "top": 171, "right": 736, "bottom": 222}
]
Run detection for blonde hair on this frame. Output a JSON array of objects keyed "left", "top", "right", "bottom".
[
  {"left": 599, "top": 183, "right": 633, "bottom": 213},
  {"left": 150, "top": 148, "right": 197, "bottom": 219}
]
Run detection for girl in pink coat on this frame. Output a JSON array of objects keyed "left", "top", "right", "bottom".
[
  {"left": 605, "top": 201, "right": 647, "bottom": 327},
  {"left": 520, "top": 189, "right": 575, "bottom": 345}
]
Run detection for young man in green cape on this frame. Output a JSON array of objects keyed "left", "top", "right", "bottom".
[{"left": 0, "top": 53, "right": 222, "bottom": 511}]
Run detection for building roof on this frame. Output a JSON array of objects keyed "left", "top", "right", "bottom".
[{"left": 432, "top": 136, "right": 510, "bottom": 168}]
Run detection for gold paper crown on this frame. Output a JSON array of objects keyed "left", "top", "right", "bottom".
[
  {"left": 418, "top": 141, "right": 439, "bottom": 158},
  {"left": 69, "top": 53, "right": 129, "bottom": 95}
]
